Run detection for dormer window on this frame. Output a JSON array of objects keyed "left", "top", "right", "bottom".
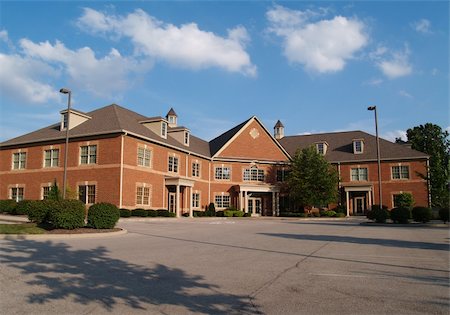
[
  {"left": 169, "top": 116, "right": 176, "bottom": 125},
  {"left": 62, "top": 113, "right": 68, "bottom": 129},
  {"left": 161, "top": 122, "right": 167, "bottom": 138},
  {"left": 353, "top": 139, "right": 364, "bottom": 154},
  {"left": 60, "top": 109, "right": 91, "bottom": 131},
  {"left": 315, "top": 142, "right": 328, "bottom": 155},
  {"left": 184, "top": 131, "right": 190, "bottom": 146}
]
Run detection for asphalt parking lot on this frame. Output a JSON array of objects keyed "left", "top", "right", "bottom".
[{"left": 1, "top": 217, "right": 449, "bottom": 315}]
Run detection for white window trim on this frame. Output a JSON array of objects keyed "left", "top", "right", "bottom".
[
  {"left": 350, "top": 167, "right": 368, "bottom": 181},
  {"left": 136, "top": 183, "right": 152, "bottom": 206},
  {"left": 192, "top": 161, "right": 201, "bottom": 178},
  {"left": 168, "top": 154, "right": 179, "bottom": 173},
  {"left": 391, "top": 165, "right": 410, "bottom": 180},
  {"left": 79, "top": 144, "right": 98, "bottom": 165},
  {"left": 161, "top": 122, "right": 168, "bottom": 138},
  {"left": 137, "top": 146, "right": 152, "bottom": 168},
  {"left": 12, "top": 151, "right": 27, "bottom": 170},
  {"left": 353, "top": 140, "right": 364, "bottom": 154},
  {"left": 214, "top": 165, "right": 231, "bottom": 181},
  {"left": 192, "top": 191, "right": 201, "bottom": 209},
  {"left": 43, "top": 148, "right": 60, "bottom": 168},
  {"left": 214, "top": 193, "right": 230, "bottom": 209}
]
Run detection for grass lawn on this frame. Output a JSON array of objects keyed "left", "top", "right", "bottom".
[{"left": 0, "top": 223, "right": 46, "bottom": 234}]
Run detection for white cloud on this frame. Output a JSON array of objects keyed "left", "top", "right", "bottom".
[
  {"left": 0, "top": 29, "right": 8, "bottom": 42},
  {"left": 77, "top": 8, "right": 256, "bottom": 76},
  {"left": 375, "top": 45, "right": 412, "bottom": 79},
  {"left": 382, "top": 130, "right": 407, "bottom": 142},
  {"left": 0, "top": 53, "right": 61, "bottom": 104},
  {"left": 19, "top": 39, "right": 152, "bottom": 97},
  {"left": 412, "top": 19, "right": 432, "bottom": 34},
  {"left": 266, "top": 5, "right": 368, "bottom": 73},
  {"left": 398, "top": 90, "right": 413, "bottom": 98},
  {"left": 364, "top": 78, "right": 383, "bottom": 86}
]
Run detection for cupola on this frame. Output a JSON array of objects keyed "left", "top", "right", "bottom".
[
  {"left": 274, "top": 120, "right": 284, "bottom": 140},
  {"left": 166, "top": 108, "right": 178, "bottom": 128}
]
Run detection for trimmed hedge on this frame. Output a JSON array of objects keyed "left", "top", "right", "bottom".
[
  {"left": 279, "top": 212, "right": 307, "bottom": 217},
  {"left": 88, "top": 203, "right": 120, "bottom": 229},
  {"left": 147, "top": 210, "right": 158, "bottom": 217},
  {"left": 439, "top": 207, "right": 449, "bottom": 223},
  {"left": 132, "top": 209, "right": 148, "bottom": 217},
  {"left": 367, "top": 206, "right": 389, "bottom": 223},
  {"left": 27, "top": 200, "right": 57, "bottom": 224},
  {"left": 15, "top": 200, "right": 34, "bottom": 215},
  {"left": 0, "top": 200, "right": 17, "bottom": 214},
  {"left": 390, "top": 207, "right": 411, "bottom": 224},
  {"left": 233, "top": 210, "right": 244, "bottom": 217},
  {"left": 157, "top": 209, "right": 171, "bottom": 217},
  {"left": 119, "top": 208, "right": 131, "bottom": 217},
  {"left": 411, "top": 206, "right": 432, "bottom": 223},
  {"left": 335, "top": 212, "right": 346, "bottom": 218},
  {"left": 216, "top": 210, "right": 224, "bottom": 217},
  {"left": 332, "top": 205, "right": 347, "bottom": 214},
  {"left": 48, "top": 200, "right": 85, "bottom": 229},
  {"left": 322, "top": 210, "right": 337, "bottom": 217}
]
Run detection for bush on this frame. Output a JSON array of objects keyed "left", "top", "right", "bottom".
[
  {"left": 157, "top": 209, "right": 171, "bottom": 217},
  {"left": 411, "top": 206, "right": 432, "bottom": 223},
  {"left": 87, "top": 203, "right": 120, "bottom": 229},
  {"left": 205, "top": 203, "right": 216, "bottom": 217},
  {"left": 333, "top": 204, "right": 347, "bottom": 214},
  {"left": 243, "top": 213, "right": 251, "bottom": 217},
  {"left": 15, "top": 200, "right": 34, "bottom": 215},
  {"left": 312, "top": 212, "right": 321, "bottom": 217},
  {"left": 439, "top": 207, "right": 449, "bottom": 223},
  {"left": 193, "top": 210, "right": 205, "bottom": 217},
  {"left": 216, "top": 210, "right": 224, "bottom": 217},
  {"left": 390, "top": 207, "right": 411, "bottom": 224},
  {"left": 322, "top": 210, "right": 337, "bottom": 217},
  {"left": 233, "top": 210, "right": 244, "bottom": 217},
  {"left": 367, "top": 207, "right": 389, "bottom": 223},
  {"left": 0, "top": 200, "right": 17, "bottom": 214},
  {"left": 223, "top": 210, "right": 234, "bottom": 217},
  {"left": 335, "top": 212, "right": 346, "bottom": 218},
  {"left": 119, "top": 208, "right": 131, "bottom": 217},
  {"left": 279, "top": 212, "right": 307, "bottom": 217},
  {"left": 27, "top": 200, "right": 56, "bottom": 224},
  {"left": 168, "top": 212, "right": 176, "bottom": 217},
  {"left": 147, "top": 210, "right": 157, "bottom": 217},
  {"left": 132, "top": 209, "right": 148, "bottom": 217},
  {"left": 48, "top": 200, "right": 85, "bottom": 229}
]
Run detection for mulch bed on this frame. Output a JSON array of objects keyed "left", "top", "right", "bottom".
[{"left": 44, "top": 227, "right": 122, "bottom": 234}]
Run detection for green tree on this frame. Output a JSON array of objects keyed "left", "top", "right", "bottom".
[
  {"left": 287, "top": 146, "right": 339, "bottom": 209},
  {"left": 393, "top": 192, "right": 414, "bottom": 208},
  {"left": 47, "top": 179, "right": 61, "bottom": 201},
  {"left": 403, "top": 124, "right": 449, "bottom": 208}
]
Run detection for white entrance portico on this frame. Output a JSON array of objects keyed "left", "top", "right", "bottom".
[
  {"left": 236, "top": 184, "right": 280, "bottom": 216},
  {"left": 165, "top": 177, "right": 195, "bottom": 218},
  {"left": 343, "top": 185, "right": 373, "bottom": 217}
]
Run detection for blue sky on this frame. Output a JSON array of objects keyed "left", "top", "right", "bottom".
[{"left": 0, "top": 1, "right": 448, "bottom": 143}]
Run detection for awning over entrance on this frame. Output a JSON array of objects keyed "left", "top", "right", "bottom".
[
  {"left": 342, "top": 184, "right": 373, "bottom": 217},
  {"left": 235, "top": 184, "right": 280, "bottom": 216},
  {"left": 165, "top": 176, "right": 195, "bottom": 218}
]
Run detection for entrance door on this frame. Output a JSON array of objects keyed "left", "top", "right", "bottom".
[
  {"left": 354, "top": 197, "right": 365, "bottom": 215},
  {"left": 248, "top": 198, "right": 262, "bottom": 215},
  {"left": 168, "top": 193, "right": 176, "bottom": 213}
]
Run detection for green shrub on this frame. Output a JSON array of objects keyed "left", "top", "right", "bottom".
[
  {"left": 0, "top": 200, "right": 17, "bottom": 214},
  {"left": 193, "top": 210, "right": 205, "bottom": 217},
  {"left": 15, "top": 200, "right": 34, "bottom": 215},
  {"left": 333, "top": 205, "right": 347, "bottom": 214},
  {"left": 119, "top": 208, "right": 131, "bottom": 217},
  {"left": 48, "top": 200, "right": 85, "bottom": 229},
  {"left": 157, "top": 209, "right": 171, "bottom": 217},
  {"left": 223, "top": 210, "right": 234, "bottom": 217},
  {"left": 279, "top": 212, "right": 306, "bottom": 217},
  {"left": 233, "top": 210, "right": 244, "bottom": 217},
  {"left": 243, "top": 213, "right": 251, "bottom": 217},
  {"left": 438, "top": 207, "right": 449, "bottom": 223},
  {"left": 322, "top": 210, "right": 337, "bottom": 217},
  {"left": 87, "top": 203, "right": 120, "bottom": 229},
  {"left": 411, "top": 207, "right": 432, "bottom": 223},
  {"left": 367, "top": 207, "right": 389, "bottom": 223},
  {"left": 312, "top": 212, "right": 321, "bottom": 217},
  {"left": 27, "top": 200, "right": 56, "bottom": 224},
  {"left": 132, "top": 209, "right": 148, "bottom": 217},
  {"left": 390, "top": 207, "right": 411, "bottom": 224},
  {"left": 205, "top": 203, "right": 216, "bottom": 217},
  {"left": 393, "top": 193, "right": 414, "bottom": 208},
  {"left": 168, "top": 212, "right": 176, "bottom": 217},
  {"left": 216, "top": 210, "right": 224, "bottom": 217},
  {"left": 147, "top": 210, "right": 157, "bottom": 217},
  {"left": 335, "top": 212, "right": 346, "bottom": 218}
]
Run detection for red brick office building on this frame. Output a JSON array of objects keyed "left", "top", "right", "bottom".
[{"left": 0, "top": 104, "right": 429, "bottom": 216}]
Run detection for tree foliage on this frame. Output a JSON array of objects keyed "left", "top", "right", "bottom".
[
  {"left": 287, "top": 146, "right": 339, "bottom": 209},
  {"left": 402, "top": 123, "right": 449, "bottom": 208},
  {"left": 47, "top": 179, "right": 62, "bottom": 201}
]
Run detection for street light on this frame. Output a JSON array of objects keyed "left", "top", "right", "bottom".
[
  {"left": 368, "top": 106, "right": 382, "bottom": 208},
  {"left": 60, "top": 88, "right": 71, "bottom": 199}
]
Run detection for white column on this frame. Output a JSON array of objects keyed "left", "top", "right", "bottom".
[
  {"left": 272, "top": 192, "right": 276, "bottom": 216},
  {"left": 176, "top": 185, "right": 180, "bottom": 218},
  {"left": 244, "top": 191, "right": 248, "bottom": 214},
  {"left": 368, "top": 190, "right": 372, "bottom": 210},
  {"left": 189, "top": 187, "right": 193, "bottom": 218},
  {"left": 276, "top": 192, "right": 280, "bottom": 217},
  {"left": 346, "top": 190, "right": 350, "bottom": 217}
]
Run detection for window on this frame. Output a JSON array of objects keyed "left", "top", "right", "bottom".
[
  {"left": 192, "top": 193, "right": 200, "bottom": 208},
  {"left": 316, "top": 143, "right": 327, "bottom": 155},
  {"left": 42, "top": 186, "right": 51, "bottom": 200},
  {"left": 351, "top": 167, "right": 368, "bottom": 181},
  {"left": 79, "top": 185, "right": 96, "bottom": 204},
  {"left": 243, "top": 168, "right": 265, "bottom": 182},
  {"left": 11, "top": 187, "right": 24, "bottom": 202},
  {"left": 136, "top": 186, "right": 151, "bottom": 206},
  {"left": 137, "top": 147, "right": 151, "bottom": 167},
  {"left": 276, "top": 169, "right": 290, "bottom": 182},
  {"left": 353, "top": 140, "right": 363, "bottom": 154},
  {"left": 215, "top": 195, "right": 230, "bottom": 208},
  {"left": 215, "top": 166, "right": 231, "bottom": 180},
  {"left": 184, "top": 131, "right": 190, "bottom": 145},
  {"left": 168, "top": 156, "right": 179, "bottom": 173},
  {"left": 80, "top": 145, "right": 97, "bottom": 164},
  {"left": 12, "top": 152, "right": 26, "bottom": 169},
  {"left": 62, "top": 113, "right": 68, "bottom": 129},
  {"left": 392, "top": 165, "right": 409, "bottom": 179},
  {"left": 161, "top": 122, "right": 167, "bottom": 137},
  {"left": 192, "top": 162, "right": 200, "bottom": 177},
  {"left": 44, "top": 149, "right": 59, "bottom": 167},
  {"left": 168, "top": 116, "right": 176, "bottom": 124}
]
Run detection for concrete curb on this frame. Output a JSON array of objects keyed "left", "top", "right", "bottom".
[
  {"left": 0, "top": 228, "right": 127, "bottom": 240},
  {"left": 360, "top": 222, "right": 448, "bottom": 228}
]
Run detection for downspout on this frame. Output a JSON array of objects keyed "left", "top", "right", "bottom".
[
  {"left": 337, "top": 162, "right": 341, "bottom": 205},
  {"left": 119, "top": 133, "right": 126, "bottom": 208},
  {"left": 208, "top": 161, "right": 211, "bottom": 204},
  {"left": 426, "top": 157, "right": 431, "bottom": 207}
]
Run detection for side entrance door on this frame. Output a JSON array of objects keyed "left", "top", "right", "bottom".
[
  {"left": 168, "top": 193, "right": 176, "bottom": 214},
  {"left": 354, "top": 197, "right": 366, "bottom": 215}
]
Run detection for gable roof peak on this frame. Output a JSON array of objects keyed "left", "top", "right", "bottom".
[{"left": 166, "top": 107, "right": 177, "bottom": 117}]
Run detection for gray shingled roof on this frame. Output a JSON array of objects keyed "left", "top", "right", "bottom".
[
  {"left": 0, "top": 104, "right": 211, "bottom": 157},
  {"left": 278, "top": 131, "right": 428, "bottom": 162},
  {"left": 274, "top": 120, "right": 284, "bottom": 128}
]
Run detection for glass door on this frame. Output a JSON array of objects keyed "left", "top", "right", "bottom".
[{"left": 168, "top": 193, "right": 176, "bottom": 213}]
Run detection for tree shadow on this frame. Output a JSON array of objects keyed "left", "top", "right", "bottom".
[
  {"left": 0, "top": 239, "right": 258, "bottom": 314},
  {"left": 259, "top": 233, "right": 450, "bottom": 251}
]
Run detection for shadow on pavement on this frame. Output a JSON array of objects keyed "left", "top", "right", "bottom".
[
  {"left": 259, "top": 233, "right": 450, "bottom": 251},
  {"left": 0, "top": 239, "right": 257, "bottom": 314}
]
